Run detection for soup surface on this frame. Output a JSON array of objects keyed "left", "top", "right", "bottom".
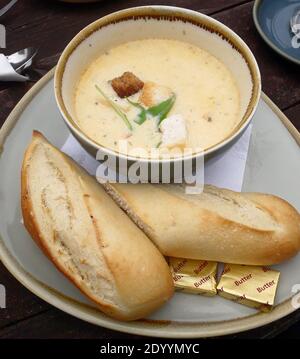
[{"left": 75, "top": 39, "right": 240, "bottom": 156}]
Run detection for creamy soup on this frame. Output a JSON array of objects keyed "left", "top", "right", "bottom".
[{"left": 75, "top": 39, "right": 240, "bottom": 156}]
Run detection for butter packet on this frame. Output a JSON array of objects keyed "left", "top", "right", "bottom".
[
  {"left": 169, "top": 257, "right": 218, "bottom": 296},
  {"left": 217, "top": 264, "right": 280, "bottom": 312}
]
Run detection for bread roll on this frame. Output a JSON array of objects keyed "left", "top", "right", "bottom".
[
  {"left": 103, "top": 183, "right": 300, "bottom": 265},
  {"left": 21, "top": 132, "right": 173, "bottom": 321}
]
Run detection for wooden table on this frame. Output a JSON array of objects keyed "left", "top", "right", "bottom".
[{"left": 0, "top": 0, "right": 299, "bottom": 339}]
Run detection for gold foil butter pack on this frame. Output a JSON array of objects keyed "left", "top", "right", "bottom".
[
  {"left": 169, "top": 257, "right": 218, "bottom": 296},
  {"left": 217, "top": 264, "right": 280, "bottom": 312}
]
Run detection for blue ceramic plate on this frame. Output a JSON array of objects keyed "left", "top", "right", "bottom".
[{"left": 253, "top": 0, "right": 300, "bottom": 65}]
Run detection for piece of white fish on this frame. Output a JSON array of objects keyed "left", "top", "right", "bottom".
[{"left": 160, "top": 114, "right": 187, "bottom": 149}]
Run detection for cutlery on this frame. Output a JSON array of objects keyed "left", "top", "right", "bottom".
[{"left": 6, "top": 47, "right": 38, "bottom": 73}]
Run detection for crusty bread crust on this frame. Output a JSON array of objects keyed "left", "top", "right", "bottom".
[
  {"left": 103, "top": 183, "right": 300, "bottom": 265},
  {"left": 21, "top": 133, "right": 121, "bottom": 318},
  {"left": 21, "top": 131, "right": 173, "bottom": 321}
]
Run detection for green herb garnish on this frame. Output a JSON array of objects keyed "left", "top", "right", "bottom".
[
  {"left": 156, "top": 141, "right": 162, "bottom": 148},
  {"left": 126, "top": 99, "right": 147, "bottom": 125},
  {"left": 95, "top": 85, "right": 132, "bottom": 131},
  {"left": 126, "top": 94, "right": 176, "bottom": 127},
  {"left": 147, "top": 94, "right": 176, "bottom": 125}
]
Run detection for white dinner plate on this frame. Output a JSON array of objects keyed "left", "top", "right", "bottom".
[{"left": 0, "top": 68, "right": 299, "bottom": 338}]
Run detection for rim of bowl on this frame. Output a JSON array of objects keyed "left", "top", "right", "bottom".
[{"left": 54, "top": 5, "right": 261, "bottom": 164}]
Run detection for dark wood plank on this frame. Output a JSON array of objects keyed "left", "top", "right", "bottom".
[
  {"left": 1, "top": 303, "right": 299, "bottom": 339},
  {"left": 0, "top": 262, "right": 50, "bottom": 328},
  {"left": 284, "top": 104, "right": 300, "bottom": 132},
  {"left": 214, "top": 2, "right": 300, "bottom": 110},
  {"left": 277, "top": 313, "right": 300, "bottom": 339},
  {"left": 2, "top": 0, "right": 249, "bottom": 31},
  {"left": 0, "top": 308, "right": 140, "bottom": 339}
]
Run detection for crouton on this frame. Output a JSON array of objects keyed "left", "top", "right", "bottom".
[
  {"left": 111, "top": 72, "right": 144, "bottom": 98},
  {"left": 139, "top": 82, "right": 173, "bottom": 107},
  {"left": 160, "top": 114, "right": 187, "bottom": 149}
]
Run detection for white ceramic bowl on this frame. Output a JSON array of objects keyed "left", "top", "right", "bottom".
[{"left": 54, "top": 5, "right": 261, "bottom": 168}]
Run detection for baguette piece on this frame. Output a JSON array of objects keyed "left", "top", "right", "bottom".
[
  {"left": 21, "top": 132, "right": 173, "bottom": 321},
  {"left": 103, "top": 183, "right": 300, "bottom": 265}
]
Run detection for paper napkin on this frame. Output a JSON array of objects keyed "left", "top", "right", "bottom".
[{"left": 61, "top": 124, "right": 252, "bottom": 192}]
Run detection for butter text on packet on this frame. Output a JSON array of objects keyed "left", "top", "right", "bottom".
[
  {"left": 217, "top": 264, "right": 280, "bottom": 312},
  {"left": 169, "top": 257, "right": 218, "bottom": 296}
]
